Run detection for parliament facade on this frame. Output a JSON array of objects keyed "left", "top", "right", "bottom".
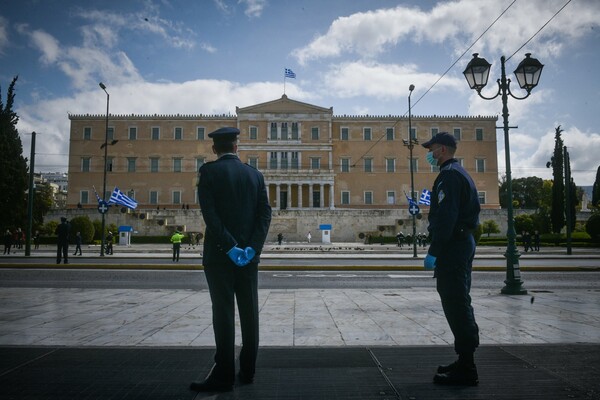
[{"left": 67, "top": 95, "right": 500, "bottom": 213}]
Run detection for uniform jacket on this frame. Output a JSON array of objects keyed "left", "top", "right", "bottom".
[
  {"left": 55, "top": 222, "right": 70, "bottom": 244},
  {"left": 427, "top": 158, "right": 480, "bottom": 258},
  {"left": 170, "top": 232, "right": 185, "bottom": 244},
  {"left": 198, "top": 154, "right": 271, "bottom": 265}
]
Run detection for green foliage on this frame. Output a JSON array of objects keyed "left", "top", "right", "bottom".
[
  {"left": 593, "top": 165, "right": 600, "bottom": 208},
  {"left": 474, "top": 224, "right": 482, "bottom": 244},
  {"left": 68, "top": 216, "right": 95, "bottom": 243},
  {"left": 499, "top": 176, "right": 545, "bottom": 209},
  {"left": 42, "top": 220, "right": 58, "bottom": 236},
  {"left": 514, "top": 214, "right": 535, "bottom": 234},
  {"left": 481, "top": 220, "right": 500, "bottom": 237},
  {"left": 0, "top": 76, "right": 28, "bottom": 229},
  {"left": 32, "top": 183, "right": 54, "bottom": 230},
  {"left": 586, "top": 213, "right": 600, "bottom": 240}
]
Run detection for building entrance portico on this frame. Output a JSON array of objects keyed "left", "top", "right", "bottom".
[{"left": 267, "top": 181, "right": 334, "bottom": 210}]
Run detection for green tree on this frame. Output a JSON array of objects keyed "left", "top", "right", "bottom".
[
  {"left": 514, "top": 214, "right": 535, "bottom": 234},
  {"left": 481, "top": 220, "right": 500, "bottom": 237},
  {"left": 0, "top": 76, "right": 28, "bottom": 229},
  {"left": 43, "top": 220, "right": 58, "bottom": 236},
  {"left": 585, "top": 212, "right": 600, "bottom": 241},
  {"left": 499, "top": 176, "right": 544, "bottom": 209},
  {"left": 32, "top": 182, "right": 54, "bottom": 230},
  {"left": 592, "top": 165, "right": 600, "bottom": 208},
  {"left": 550, "top": 126, "right": 565, "bottom": 233},
  {"left": 69, "top": 216, "right": 95, "bottom": 243}
]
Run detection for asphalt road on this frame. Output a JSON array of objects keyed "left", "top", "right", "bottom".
[{"left": 1, "top": 268, "right": 599, "bottom": 290}]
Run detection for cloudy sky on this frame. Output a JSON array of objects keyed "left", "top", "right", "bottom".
[{"left": 1, "top": 0, "right": 599, "bottom": 185}]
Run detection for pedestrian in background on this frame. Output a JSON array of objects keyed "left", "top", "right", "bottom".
[
  {"left": 277, "top": 233, "right": 283, "bottom": 245},
  {"left": 533, "top": 230, "right": 541, "bottom": 252},
  {"left": 55, "top": 217, "right": 70, "bottom": 264},
  {"left": 422, "top": 133, "right": 480, "bottom": 386},
  {"left": 171, "top": 229, "right": 185, "bottom": 262},
  {"left": 33, "top": 230, "right": 40, "bottom": 250},
  {"left": 105, "top": 231, "right": 114, "bottom": 255},
  {"left": 73, "top": 232, "right": 82, "bottom": 256},
  {"left": 192, "top": 127, "right": 271, "bottom": 392},
  {"left": 307, "top": 231, "right": 312, "bottom": 243},
  {"left": 3, "top": 229, "right": 12, "bottom": 255}
]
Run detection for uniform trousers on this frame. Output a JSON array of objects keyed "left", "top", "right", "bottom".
[
  {"left": 204, "top": 261, "right": 259, "bottom": 383},
  {"left": 435, "top": 235, "right": 479, "bottom": 356}
]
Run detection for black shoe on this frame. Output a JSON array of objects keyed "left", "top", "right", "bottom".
[
  {"left": 434, "top": 364, "right": 478, "bottom": 386},
  {"left": 238, "top": 371, "right": 254, "bottom": 384},
  {"left": 437, "top": 360, "right": 460, "bottom": 374},
  {"left": 189, "top": 378, "right": 233, "bottom": 392}
]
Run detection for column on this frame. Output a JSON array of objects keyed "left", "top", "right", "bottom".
[
  {"left": 319, "top": 184, "right": 324, "bottom": 209},
  {"left": 297, "top": 184, "right": 303, "bottom": 209},
  {"left": 286, "top": 183, "right": 292, "bottom": 209},
  {"left": 276, "top": 184, "right": 281, "bottom": 210},
  {"left": 329, "top": 183, "right": 335, "bottom": 209},
  {"left": 309, "top": 184, "right": 314, "bottom": 208}
]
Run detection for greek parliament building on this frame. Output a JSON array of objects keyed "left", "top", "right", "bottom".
[{"left": 66, "top": 95, "right": 499, "bottom": 242}]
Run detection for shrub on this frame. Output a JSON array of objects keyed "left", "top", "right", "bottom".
[
  {"left": 69, "top": 216, "right": 95, "bottom": 243},
  {"left": 586, "top": 213, "right": 600, "bottom": 241}
]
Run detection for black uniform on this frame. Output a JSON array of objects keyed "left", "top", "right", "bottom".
[
  {"left": 198, "top": 152, "right": 271, "bottom": 386},
  {"left": 55, "top": 219, "right": 70, "bottom": 264},
  {"left": 428, "top": 158, "right": 480, "bottom": 357}
]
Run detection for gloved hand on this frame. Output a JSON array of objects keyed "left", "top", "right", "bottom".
[
  {"left": 244, "top": 247, "right": 256, "bottom": 262},
  {"left": 424, "top": 254, "right": 437, "bottom": 270},
  {"left": 227, "top": 246, "right": 250, "bottom": 267}
]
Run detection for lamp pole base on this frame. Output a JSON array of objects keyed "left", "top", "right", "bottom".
[{"left": 501, "top": 281, "right": 528, "bottom": 295}]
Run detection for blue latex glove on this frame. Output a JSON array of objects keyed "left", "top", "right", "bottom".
[
  {"left": 244, "top": 247, "right": 256, "bottom": 262},
  {"left": 424, "top": 254, "right": 437, "bottom": 270},
  {"left": 227, "top": 246, "right": 250, "bottom": 267}
]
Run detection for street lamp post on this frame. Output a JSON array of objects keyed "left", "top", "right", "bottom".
[
  {"left": 99, "top": 82, "right": 110, "bottom": 257},
  {"left": 402, "top": 84, "right": 418, "bottom": 257},
  {"left": 463, "top": 53, "right": 543, "bottom": 295}
]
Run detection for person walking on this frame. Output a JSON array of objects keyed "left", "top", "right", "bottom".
[
  {"left": 422, "top": 132, "right": 481, "bottom": 386},
  {"left": 191, "top": 127, "right": 271, "bottom": 393},
  {"left": 105, "top": 231, "right": 114, "bottom": 255},
  {"left": 55, "top": 217, "right": 70, "bottom": 264},
  {"left": 533, "top": 230, "right": 541, "bottom": 251},
  {"left": 170, "top": 229, "right": 185, "bottom": 262},
  {"left": 33, "top": 230, "right": 40, "bottom": 250},
  {"left": 3, "top": 229, "right": 12, "bottom": 255},
  {"left": 73, "top": 232, "right": 82, "bottom": 256},
  {"left": 307, "top": 231, "right": 311, "bottom": 243},
  {"left": 277, "top": 233, "right": 283, "bottom": 245}
]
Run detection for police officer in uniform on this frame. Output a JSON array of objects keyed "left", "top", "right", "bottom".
[
  {"left": 422, "top": 132, "right": 480, "bottom": 386},
  {"left": 55, "top": 217, "right": 70, "bottom": 264},
  {"left": 191, "top": 127, "right": 271, "bottom": 392}
]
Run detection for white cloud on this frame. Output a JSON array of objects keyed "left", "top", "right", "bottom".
[
  {"left": 15, "top": 24, "right": 61, "bottom": 65},
  {"left": 239, "top": 0, "right": 267, "bottom": 18}
]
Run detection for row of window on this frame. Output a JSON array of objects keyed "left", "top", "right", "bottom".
[
  {"left": 82, "top": 125, "right": 486, "bottom": 142},
  {"left": 80, "top": 189, "right": 190, "bottom": 206},
  {"left": 80, "top": 155, "right": 487, "bottom": 173},
  {"left": 339, "top": 190, "right": 487, "bottom": 205}
]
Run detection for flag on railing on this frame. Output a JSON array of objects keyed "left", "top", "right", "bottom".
[
  {"left": 284, "top": 68, "right": 296, "bottom": 79},
  {"left": 108, "top": 187, "right": 138, "bottom": 209},
  {"left": 419, "top": 189, "right": 431, "bottom": 206}
]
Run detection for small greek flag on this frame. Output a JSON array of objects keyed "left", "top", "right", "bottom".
[
  {"left": 284, "top": 68, "right": 296, "bottom": 79},
  {"left": 92, "top": 186, "right": 103, "bottom": 203},
  {"left": 419, "top": 189, "right": 431, "bottom": 206},
  {"left": 405, "top": 192, "right": 417, "bottom": 207},
  {"left": 108, "top": 187, "right": 138, "bottom": 209}
]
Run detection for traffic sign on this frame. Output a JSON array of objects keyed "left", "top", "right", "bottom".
[
  {"left": 408, "top": 203, "right": 420, "bottom": 215},
  {"left": 98, "top": 201, "right": 110, "bottom": 214}
]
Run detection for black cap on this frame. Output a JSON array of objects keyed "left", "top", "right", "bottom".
[
  {"left": 422, "top": 132, "right": 457, "bottom": 149},
  {"left": 60, "top": 217, "right": 67, "bottom": 222},
  {"left": 208, "top": 127, "right": 240, "bottom": 141}
]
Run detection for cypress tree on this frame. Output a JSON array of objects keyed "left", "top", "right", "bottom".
[
  {"left": 550, "top": 126, "right": 565, "bottom": 234},
  {"left": 0, "top": 76, "right": 29, "bottom": 230},
  {"left": 593, "top": 165, "right": 600, "bottom": 208}
]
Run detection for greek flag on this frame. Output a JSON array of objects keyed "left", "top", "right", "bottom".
[
  {"left": 108, "top": 187, "right": 138, "bottom": 209},
  {"left": 92, "top": 186, "right": 103, "bottom": 203},
  {"left": 285, "top": 68, "right": 296, "bottom": 79},
  {"left": 405, "top": 192, "right": 417, "bottom": 207},
  {"left": 419, "top": 189, "right": 431, "bottom": 206}
]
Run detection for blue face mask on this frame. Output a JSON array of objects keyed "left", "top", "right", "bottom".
[{"left": 426, "top": 151, "right": 437, "bottom": 166}]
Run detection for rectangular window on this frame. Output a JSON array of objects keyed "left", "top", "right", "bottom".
[
  {"left": 248, "top": 157, "right": 258, "bottom": 169},
  {"left": 151, "top": 127, "right": 160, "bottom": 140},
  {"left": 386, "top": 158, "right": 395, "bottom": 173},
  {"left": 341, "top": 191, "right": 350, "bottom": 205},
  {"left": 310, "top": 157, "right": 320, "bottom": 169},
  {"left": 83, "top": 127, "right": 91, "bottom": 140},
  {"left": 363, "top": 127, "right": 372, "bottom": 141},
  {"left": 173, "top": 191, "right": 181, "bottom": 205},
  {"left": 281, "top": 122, "right": 288, "bottom": 140},
  {"left": 249, "top": 126, "right": 257, "bottom": 140},
  {"left": 311, "top": 127, "right": 319, "bottom": 140},
  {"left": 280, "top": 152, "right": 288, "bottom": 170},
  {"left": 431, "top": 127, "right": 438, "bottom": 138},
  {"left": 364, "top": 158, "right": 373, "bottom": 173},
  {"left": 174, "top": 127, "right": 183, "bottom": 140},
  {"left": 80, "top": 191, "right": 89, "bottom": 205},
  {"left": 476, "top": 128, "right": 483, "bottom": 141},
  {"left": 453, "top": 128, "right": 461, "bottom": 141},
  {"left": 173, "top": 157, "right": 183, "bottom": 172},
  {"left": 387, "top": 191, "right": 396, "bottom": 205},
  {"left": 291, "top": 122, "right": 299, "bottom": 139},
  {"left": 81, "top": 157, "right": 90, "bottom": 172},
  {"left": 291, "top": 152, "right": 299, "bottom": 169},
  {"left": 107, "top": 127, "right": 114, "bottom": 141},
  {"left": 150, "top": 157, "right": 159, "bottom": 173},
  {"left": 149, "top": 191, "right": 158, "bottom": 205},
  {"left": 386, "top": 127, "right": 394, "bottom": 141},
  {"left": 478, "top": 191, "right": 486, "bottom": 204},
  {"left": 364, "top": 191, "right": 373, "bottom": 205},
  {"left": 456, "top": 158, "right": 464, "bottom": 167},
  {"left": 410, "top": 127, "right": 417, "bottom": 140},
  {"left": 341, "top": 158, "right": 350, "bottom": 172},
  {"left": 127, "top": 157, "right": 136, "bottom": 172},
  {"left": 197, "top": 127, "right": 205, "bottom": 140},
  {"left": 476, "top": 158, "right": 485, "bottom": 173},
  {"left": 106, "top": 156, "right": 114, "bottom": 172},
  {"left": 129, "top": 127, "right": 137, "bottom": 140},
  {"left": 269, "top": 152, "right": 278, "bottom": 169},
  {"left": 341, "top": 127, "right": 349, "bottom": 141},
  {"left": 270, "top": 122, "right": 278, "bottom": 140},
  {"left": 196, "top": 157, "right": 205, "bottom": 172}
]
